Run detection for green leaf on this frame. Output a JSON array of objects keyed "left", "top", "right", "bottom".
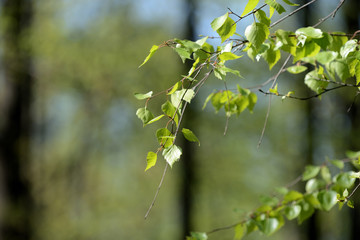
[
  {"left": 174, "top": 46, "right": 191, "bottom": 63},
  {"left": 315, "top": 51, "right": 338, "bottom": 65},
  {"left": 241, "top": 0, "right": 260, "bottom": 16},
  {"left": 161, "top": 101, "right": 178, "bottom": 125},
  {"left": 247, "top": 92, "right": 257, "bottom": 113},
  {"left": 211, "top": 13, "right": 236, "bottom": 42},
  {"left": 255, "top": 9, "right": 270, "bottom": 27},
  {"left": 145, "top": 152, "right": 157, "bottom": 171},
  {"left": 202, "top": 93, "right": 214, "bottom": 110},
  {"left": 182, "top": 128, "right": 200, "bottom": 146},
  {"left": 282, "top": 0, "right": 299, "bottom": 6},
  {"left": 287, "top": 65, "right": 307, "bottom": 74},
  {"left": 234, "top": 223, "right": 246, "bottom": 240},
  {"left": 350, "top": 171, "right": 360, "bottom": 178},
  {"left": 162, "top": 144, "right": 182, "bottom": 167},
  {"left": 305, "top": 179, "right": 321, "bottom": 193},
  {"left": 269, "top": 83, "right": 279, "bottom": 95},
  {"left": 328, "top": 32, "right": 348, "bottom": 52},
  {"left": 321, "top": 166, "right": 332, "bottom": 184},
  {"left": 346, "top": 150, "right": 360, "bottom": 159},
  {"left": 347, "top": 200, "right": 355, "bottom": 208},
  {"left": 334, "top": 172, "right": 356, "bottom": 188},
  {"left": 330, "top": 159, "right": 344, "bottom": 169},
  {"left": 136, "top": 108, "right": 154, "bottom": 126},
  {"left": 328, "top": 60, "right": 351, "bottom": 82},
  {"left": 298, "top": 200, "right": 314, "bottom": 224},
  {"left": 156, "top": 128, "right": 174, "bottom": 148},
  {"left": 313, "top": 32, "right": 333, "bottom": 50},
  {"left": 284, "top": 205, "right": 301, "bottom": 220},
  {"left": 295, "top": 27, "right": 323, "bottom": 39},
  {"left": 262, "top": 44, "right": 281, "bottom": 70},
  {"left": 171, "top": 89, "right": 195, "bottom": 108},
  {"left": 265, "top": 0, "right": 286, "bottom": 14},
  {"left": 144, "top": 114, "right": 165, "bottom": 126},
  {"left": 219, "top": 52, "right": 242, "bottom": 61},
  {"left": 302, "top": 165, "right": 321, "bottom": 180},
  {"left": 168, "top": 81, "right": 181, "bottom": 95},
  {"left": 134, "top": 91, "right": 153, "bottom": 100},
  {"left": 139, "top": 45, "right": 159, "bottom": 67},
  {"left": 340, "top": 39, "right": 358, "bottom": 58},
  {"left": 245, "top": 22, "right": 270, "bottom": 49},
  {"left": 305, "top": 194, "right": 321, "bottom": 209},
  {"left": 211, "top": 13, "right": 229, "bottom": 31},
  {"left": 283, "top": 190, "right": 303, "bottom": 203},
  {"left": 304, "top": 70, "right": 328, "bottom": 94},
  {"left": 257, "top": 218, "right": 279, "bottom": 236},
  {"left": 318, "top": 190, "right": 337, "bottom": 211},
  {"left": 187, "top": 232, "right": 208, "bottom": 240}
]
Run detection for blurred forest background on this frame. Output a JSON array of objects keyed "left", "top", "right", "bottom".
[{"left": 0, "top": 0, "right": 359, "bottom": 239}]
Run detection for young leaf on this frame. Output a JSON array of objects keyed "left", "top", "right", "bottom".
[
  {"left": 145, "top": 151, "right": 157, "bottom": 171},
  {"left": 234, "top": 223, "right": 246, "bottom": 240},
  {"left": 265, "top": 0, "right": 286, "bottom": 14},
  {"left": 321, "top": 166, "right": 332, "bottom": 184},
  {"left": 255, "top": 9, "right": 270, "bottom": 27},
  {"left": 134, "top": 91, "right": 153, "bottom": 100},
  {"left": 162, "top": 144, "right": 182, "bottom": 167},
  {"left": 262, "top": 44, "right": 281, "bottom": 70},
  {"left": 156, "top": 128, "right": 174, "bottom": 148},
  {"left": 187, "top": 232, "right": 208, "bottom": 240},
  {"left": 171, "top": 89, "right": 195, "bottom": 108},
  {"left": 245, "top": 22, "right": 270, "bottom": 49},
  {"left": 257, "top": 218, "right": 279, "bottom": 236},
  {"left": 298, "top": 200, "right": 314, "bottom": 224},
  {"left": 139, "top": 45, "right": 159, "bottom": 67},
  {"left": 295, "top": 27, "right": 323, "bottom": 39},
  {"left": 347, "top": 200, "right": 355, "bottom": 208},
  {"left": 330, "top": 159, "right": 344, "bottom": 169},
  {"left": 282, "top": 0, "right": 299, "bottom": 6},
  {"left": 284, "top": 205, "right": 301, "bottom": 220},
  {"left": 182, "top": 128, "right": 200, "bottom": 146},
  {"left": 340, "top": 39, "right": 357, "bottom": 58},
  {"left": 304, "top": 70, "right": 328, "bottom": 94},
  {"left": 302, "top": 165, "right": 321, "bottom": 181},
  {"left": 219, "top": 52, "right": 242, "bottom": 61},
  {"left": 168, "top": 81, "right": 181, "bottom": 95},
  {"left": 318, "top": 190, "right": 337, "bottom": 211},
  {"left": 315, "top": 51, "right": 338, "bottom": 65},
  {"left": 241, "top": 0, "right": 260, "bottom": 17},
  {"left": 161, "top": 101, "right": 178, "bottom": 125},
  {"left": 287, "top": 65, "right": 307, "bottom": 74},
  {"left": 136, "top": 108, "right": 154, "bottom": 126},
  {"left": 145, "top": 114, "right": 165, "bottom": 126},
  {"left": 283, "top": 190, "right": 303, "bottom": 203},
  {"left": 202, "top": 93, "right": 214, "bottom": 110},
  {"left": 211, "top": 13, "right": 229, "bottom": 31}
]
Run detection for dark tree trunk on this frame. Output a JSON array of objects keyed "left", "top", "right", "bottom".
[
  {"left": 0, "top": 0, "right": 34, "bottom": 239},
  {"left": 181, "top": 0, "right": 197, "bottom": 238}
]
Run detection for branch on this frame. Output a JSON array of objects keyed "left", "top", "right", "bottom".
[
  {"left": 270, "top": 0, "right": 319, "bottom": 28},
  {"left": 313, "top": 0, "right": 346, "bottom": 28},
  {"left": 144, "top": 163, "right": 169, "bottom": 219},
  {"left": 257, "top": 54, "right": 292, "bottom": 148}
]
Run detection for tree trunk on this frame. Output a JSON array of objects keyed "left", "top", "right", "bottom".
[{"left": 0, "top": 0, "right": 34, "bottom": 239}]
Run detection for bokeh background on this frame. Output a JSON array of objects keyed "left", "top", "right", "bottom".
[{"left": 0, "top": 0, "right": 359, "bottom": 239}]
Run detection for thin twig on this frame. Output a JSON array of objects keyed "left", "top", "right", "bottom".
[
  {"left": 347, "top": 181, "right": 360, "bottom": 199},
  {"left": 270, "top": 0, "right": 318, "bottom": 28},
  {"left": 313, "top": 0, "right": 346, "bottom": 28},
  {"left": 257, "top": 54, "right": 292, "bottom": 148},
  {"left": 144, "top": 163, "right": 169, "bottom": 219}
]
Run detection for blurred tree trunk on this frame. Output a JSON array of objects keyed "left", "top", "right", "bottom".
[
  {"left": 0, "top": 0, "right": 34, "bottom": 239},
  {"left": 181, "top": 0, "right": 197, "bottom": 238}
]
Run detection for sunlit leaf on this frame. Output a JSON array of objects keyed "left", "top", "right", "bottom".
[
  {"left": 255, "top": 9, "right": 270, "bottom": 26},
  {"left": 257, "top": 218, "right": 279, "bottom": 236},
  {"left": 162, "top": 144, "right": 182, "bottom": 167},
  {"left": 283, "top": 190, "right": 303, "bottom": 203},
  {"left": 187, "top": 232, "right": 208, "bottom": 240},
  {"left": 318, "top": 190, "right": 337, "bottom": 211},
  {"left": 282, "top": 0, "right": 299, "bottom": 6},
  {"left": 134, "top": 91, "right": 153, "bottom": 100},
  {"left": 265, "top": 0, "right": 286, "bottom": 14},
  {"left": 139, "top": 45, "right": 159, "bottom": 67},
  {"left": 287, "top": 65, "right": 307, "bottom": 74},
  {"left": 145, "top": 151, "right": 157, "bottom": 171},
  {"left": 182, "top": 128, "right": 200, "bottom": 146},
  {"left": 136, "top": 107, "right": 154, "bottom": 126},
  {"left": 302, "top": 165, "right": 321, "bottom": 180},
  {"left": 284, "top": 205, "right": 301, "bottom": 220},
  {"left": 234, "top": 223, "right": 246, "bottom": 240},
  {"left": 171, "top": 89, "right": 195, "bottom": 108},
  {"left": 295, "top": 27, "right": 323, "bottom": 39},
  {"left": 156, "top": 128, "right": 174, "bottom": 148},
  {"left": 245, "top": 22, "right": 270, "bottom": 49},
  {"left": 241, "top": 0, "right": 260, "bottom": 17},
  {"left": 144, "top": 114, "right": 165, "bottom": 126}
]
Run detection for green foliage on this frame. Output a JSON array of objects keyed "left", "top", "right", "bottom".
[{"left": 136, "top": 1, "right": 360, "bottom": 239}]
